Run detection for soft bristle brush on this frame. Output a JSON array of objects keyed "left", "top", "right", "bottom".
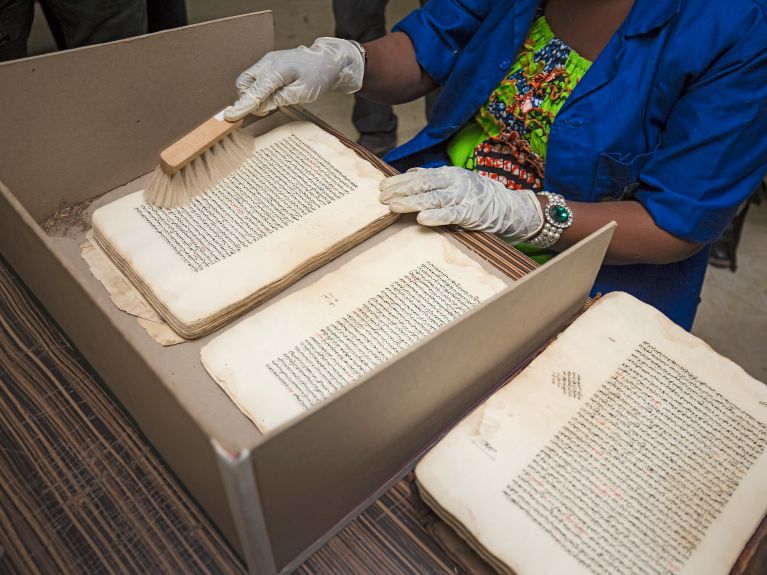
[{"left": 143, "top": 114, "right": 253, "bottom": 209}]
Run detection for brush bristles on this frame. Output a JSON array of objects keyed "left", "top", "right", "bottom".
[{"left": 143, "top": 130, "right": 253, "bottom": 209}]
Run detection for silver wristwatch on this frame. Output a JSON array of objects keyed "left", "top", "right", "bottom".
[
  {"left": 348, "top": 39, "right": 368, "bottom": 67},
  {"left": 526, "top": 192, "right": 573, "bottom": 248}
]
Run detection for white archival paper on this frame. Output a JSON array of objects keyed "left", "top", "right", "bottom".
[
  {"left": 201, "top": 226, "right": 509, "bottom": 433},
  {"left": 416, "top": 292, "right": 767, "bottom": 575}
]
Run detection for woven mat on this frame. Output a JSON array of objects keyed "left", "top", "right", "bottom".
[{"left": 0, "top": 257, "right": 466, "bottom": 574}]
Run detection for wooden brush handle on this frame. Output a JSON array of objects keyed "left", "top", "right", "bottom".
[{"left": 159, "top": 116, "right": 244, "bottom": 174}]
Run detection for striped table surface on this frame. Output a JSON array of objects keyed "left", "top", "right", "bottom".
[{"left": 0, "top": 256, "right": 469, "bottom": 575}]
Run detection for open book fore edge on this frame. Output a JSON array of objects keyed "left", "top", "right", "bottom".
[{"left": 91, "top": 211, "right": 399, "bottom": 339}]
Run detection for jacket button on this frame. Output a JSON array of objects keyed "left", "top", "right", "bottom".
[{"left": 499, "top": 58, "right": 511, "bottom": 70}]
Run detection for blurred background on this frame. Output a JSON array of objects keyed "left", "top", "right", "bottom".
[{"left": 14, "top": 0, "right": 767, "bottom": 380}]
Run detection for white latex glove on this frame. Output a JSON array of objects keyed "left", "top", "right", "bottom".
[
  {"left": 379, "top": 167, "right": 544, "bottom": 241},
  {"left": 224, "top": 37, "right": 364, "bottom": 120}
]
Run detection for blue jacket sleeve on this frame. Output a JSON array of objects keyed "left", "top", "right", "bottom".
[
  {"left": 392, "top": 0, "right": 493, "bottom": 85},
  {"left": 636, "top": 19, "right": 767, "bottom": 244}
]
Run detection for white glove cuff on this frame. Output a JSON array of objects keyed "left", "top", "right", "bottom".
[
  {"left": 314, "top": 37, "right": 365, "bottom": 94},
  {"left": 516, "top": 189, "right": 545, "bottom": 242}
]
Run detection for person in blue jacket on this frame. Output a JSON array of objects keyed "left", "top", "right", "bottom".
[{"left": 224, "top": 0, "right": 767, "bottom": 330}]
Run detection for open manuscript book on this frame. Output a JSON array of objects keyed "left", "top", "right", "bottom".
[
  {"left": 89, "top": 117, "right": 525, "bottom": 432},
  {"left": 91, "top": 121, "right": 399, "bottom": 339},
  {"left": 415, "top": 292, "right": 767, "bottom": 575}
]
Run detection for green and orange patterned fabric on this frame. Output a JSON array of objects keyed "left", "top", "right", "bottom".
[
  {"left": 448, "top": 12, "right": 592, "bottom": 262},
  {"left": 449, "top": 11, "right": 592, "bottom": 185}
]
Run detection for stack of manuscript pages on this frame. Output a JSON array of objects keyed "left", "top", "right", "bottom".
[{"left": 415, "top": 292, "right": 767, "bottom": 575}]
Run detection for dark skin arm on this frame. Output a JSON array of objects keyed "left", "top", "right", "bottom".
[
  {"left": 363, "top": 0, "right": 702, "bottom": 265},
  {"left": 360, "top": 31, "right": 438, "bottom": 104},
  {"left": 538, "top": 197, "right": 703, "bottom": 265}
]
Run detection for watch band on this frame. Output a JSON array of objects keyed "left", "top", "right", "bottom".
[
  {"left": 526, "top": 192, "right": 573, "bottom": 249},
  {"left": 348, "top": 39, "right": 368, "bottom": 67}
]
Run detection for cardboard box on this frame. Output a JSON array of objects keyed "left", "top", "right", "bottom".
[{"left": 0, "top": 13, "right": 613, "bottom": 573}]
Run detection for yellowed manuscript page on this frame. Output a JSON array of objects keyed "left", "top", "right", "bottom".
[
  {"left": 201, "top": 226, "right": 508, "bottom": 433},
  {"left": 416, "top": 292, "right": 767, "bottom": 575},
  {"left": 91, "top": 121, "right": 391, "bottom": 333}
]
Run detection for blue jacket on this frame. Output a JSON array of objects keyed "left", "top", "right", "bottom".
[{"left": 387, "top": 0, "right": 767, "bottom": 329}]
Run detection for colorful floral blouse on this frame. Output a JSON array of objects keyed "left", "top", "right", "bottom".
[
  {"left": 448, "top": 12, "right": 591, "bottom": 261},
  {"left": 449, "top": 12, "right": 592, "bottom": 189}
]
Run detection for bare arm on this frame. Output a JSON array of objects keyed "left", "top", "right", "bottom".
[
  {"left": 548, "top": 198, "right": 703, "bottom": 265},
  {"left": 380, "top": 167, "right": 703, "bottom": 265},
  {"left": 361, "top": 32, "right": 438, "bottom": 105}
]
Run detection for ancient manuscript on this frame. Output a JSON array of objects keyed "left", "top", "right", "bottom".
[
  {"left": 415, "top": 292, "right": 767, "bottom": 575},
  {"left": 90, "top": 121, "right": 395, "bottom": 338},
  {"left": 201, "top": 226, "right": 508, "bottom": 433}
]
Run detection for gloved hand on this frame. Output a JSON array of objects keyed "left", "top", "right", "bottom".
[
  {"left": 224, "top": 37, "right": 364, "bottom": 120},
  {"left": 379, "top": 167, "right": 544, "bottom": 241}
]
